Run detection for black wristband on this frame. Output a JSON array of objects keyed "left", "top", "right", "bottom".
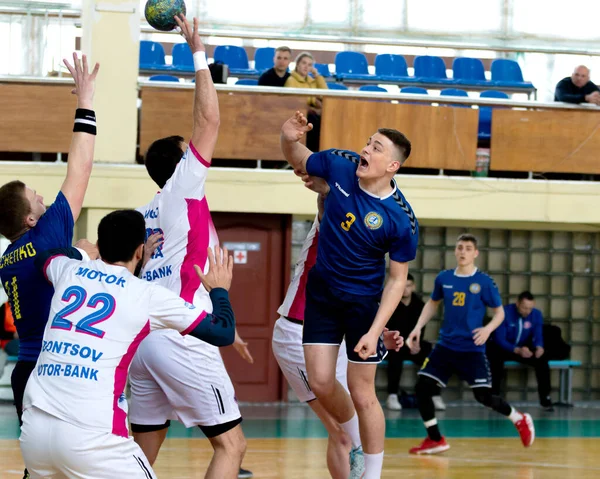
[{"left": 73, "top": 108, "right": 97, "bottom": 135}]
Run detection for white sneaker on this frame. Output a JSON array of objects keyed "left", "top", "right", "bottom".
[
  {"left": 386, "top": 394, "right": 402, "bottom": 410},
  {"left": 432, "top": 395, "right": 446, "bottom": 411}
]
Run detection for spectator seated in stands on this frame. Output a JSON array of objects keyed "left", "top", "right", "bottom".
[
  {"left": 486, "top": 291, "right": 554, "bottom": 411},
  {"left": 284, "top": 51, "right": 328, "bottom": 151},
  {"left": 554, "top": 65, "right": 600, "bottom": 105},
  {"left": 384, "top": 274, "right": 445, "bottom": 411},
  {"left": 258, "top": 46, "right": 292, "bottom": 87}
]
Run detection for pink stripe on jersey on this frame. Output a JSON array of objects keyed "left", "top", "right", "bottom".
[
  {"left": 181, "top": 310, "right": 208, "bottom": 336},
  {"left": 42, "top": 254, "right": 64, "bottom": 283},
  {"left": 287, "top": 229, "right": 320, "bottom": 321},
  {"left": 112, "top": 322, "right": 151, "bottom": 437},
  {"left": 179, "top": 198, "right": 211, "bottom": 303},
  {"left": 189, "top": 141, "right": 211, "bottom": 168}
]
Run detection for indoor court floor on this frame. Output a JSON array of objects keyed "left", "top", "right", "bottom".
[{"left": 1, "top": 402, "right": 600, "bottom": 479}]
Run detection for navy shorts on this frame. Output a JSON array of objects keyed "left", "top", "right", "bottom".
[
  {"left": 418, "top": 344, "right": 492, "bottom": 388},
  {"left": 303, "top": 268, "right": 387, "bottom": 364}
]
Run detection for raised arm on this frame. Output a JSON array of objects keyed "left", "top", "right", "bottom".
[
  {"left": 60, "top": 53, "right": 100, "bottom": 222},
  {"left": 175, "top": 15, "right": 219, "bottom": 163},
  {"left": 280, "top": 111, "right": 314, "bottom": 173}
]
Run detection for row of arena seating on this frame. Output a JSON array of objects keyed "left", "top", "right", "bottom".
[
  {"left": 139, "top": 42, "right": 533, "bottom": 90},
  {"left": 146, "top": 73, "right": 505, "bottom": 141}
]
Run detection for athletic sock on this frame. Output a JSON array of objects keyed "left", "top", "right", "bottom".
[
  {"left": 340, "top": 413, "right": 362, "bottom": 449},
  {"left": 424, "top": 418, "right": 442, "bottom": 441},
  {"left": 363, "top": 451, "right": 384, "bottom": 479}
]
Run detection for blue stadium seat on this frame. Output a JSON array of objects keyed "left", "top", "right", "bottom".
[
  {"left": 171, "top": 43, "right": 193, "bottom": 72},
  {"left": 314, "top": 63, "right": 332, "bottom": 78},
  {"left": 149, "top": 75, "right": 179, "bottom": 82},
  {"left": 374, "top": 54, "right": 417, "bottom": 82},
  {"left": 327, "top": 82, "right": 348, "bottom": 90},
  {"left": 359, "top": 85, "right": 387, "bottom": 92},
  {"left": 414, "top": 56, "right": 454, "bottom": 85},
  {"left": 452, "top": 57, "right": 492, "bottom": 86},
  {"left": 478, "top": 90, "right": 509, "bottom": 139},
  {"left": 213, "top": 45, "right": 258, "bottom": 76},
  {"left": 235, "top": 78, "right": 259, "bottom": 86},
  {"left": 139, "top": 40, "right": 170, "bottom": 71},
  {"left": 335, "top": 51, "right": 373, "bottom": 81},
  {"left": 400, "top": 86, "right": 428, "bottom": 94},
  {"left": 440, "top": 88, "right": 470, "bottom": 108},
  {"left": 491, "top": 59, "right": 534, "bottom": 89},
  {"left": 254, "top": 47, "right": 275, "bottom": 72}
]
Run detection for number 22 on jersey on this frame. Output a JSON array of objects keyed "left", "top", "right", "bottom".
[
  {"left": 51, "top": 286, "right": 115, "bottom": 338},
  {"left": 452, "top": 292, "right": 466, "bottom": 306},
  {"left": 340, "top": 212, "right": 356, "bottom": 231}
]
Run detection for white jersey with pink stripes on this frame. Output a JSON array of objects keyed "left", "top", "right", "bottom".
[
  {"left": 137, "top": 143, "right": 219, "bottom": 312},
  {"left": 277, "top": 216, "right": 320, "bottom": 322}
]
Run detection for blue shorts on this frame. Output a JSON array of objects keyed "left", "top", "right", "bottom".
[
  {"left": 418, "top": 344, "right": 492, "bottom": 388},
  {"left": 303, "top": 268, "right": 387, "bottom": 364}
]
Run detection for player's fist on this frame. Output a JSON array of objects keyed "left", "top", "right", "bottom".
[
  {"left": 194, "top": 245, "right": 233, "bottom": 292},
  {"left": 281, "top": 111, "right": 313, "bottom": 143},
  {"left": 406, "top": 328, "right": 421, "bottom": 354},
  {"left": 383, "top": 328, "right": 403, "bottom": 351},
  {"left": 354, "top": 331, "right": 379, "bottom": 360}
]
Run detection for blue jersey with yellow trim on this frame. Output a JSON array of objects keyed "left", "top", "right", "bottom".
[
  {"left": 0, "top": 192, "right": 74, "bottom": 361},
  {"left": 305, "top": 148, "right": 418, "bottom": 296},
  {"left": 431, "top": 268, "right": 502, "bottom": 352}
]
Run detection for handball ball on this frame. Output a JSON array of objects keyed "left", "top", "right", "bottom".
[{"left": 145, "top": 0, "right": 186, "bottom": 32}]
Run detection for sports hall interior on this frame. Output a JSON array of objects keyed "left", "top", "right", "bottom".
[{"left": 1, "top": 1, "right": 600, "bottom": 477}]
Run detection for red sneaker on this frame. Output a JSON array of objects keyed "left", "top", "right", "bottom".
[
  {"left": 409, "top": 437, "right": 450, "bottom": 455},
  {"left": 515, "top": 412, "right": 535, "bottom": 447}
]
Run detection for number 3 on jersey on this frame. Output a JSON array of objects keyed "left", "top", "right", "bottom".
[
  {"left": 341, "top": 212, "right": 356, "bottom": 231},
  {"left": 51, "top": 286, "right": 115, "bottom": 338},
  {"left": 452, "top": 292, "right": 466, "bottom": 306}
]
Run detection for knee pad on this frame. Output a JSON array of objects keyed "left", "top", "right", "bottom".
[
  {"left": 416, "top": 375, "right": 439, "bottom": 399},
  {"left": 473, "top": 388, "right": 493, "bottom": 407}
]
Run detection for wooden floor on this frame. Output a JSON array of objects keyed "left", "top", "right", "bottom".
[{"left": 2, "top": 437, "right": 600, "bottom": 478}]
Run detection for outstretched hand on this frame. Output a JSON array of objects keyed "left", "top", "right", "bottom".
[
  {"left": 194, "top": 246, "right": 233, "bottom": 292},
  {"left": 174, "top": 14, "right": 205, "bottom": 54},
  {"left": 63, "top": 52, "right": 99, "bottom": 110},
  {"left": 281, "top": 111, "right": 313, "bottom": 143}
]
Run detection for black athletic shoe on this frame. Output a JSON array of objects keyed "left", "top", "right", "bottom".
[
  {"left": 238, "top": 467, "right": 253, "bottom": 478},
  {"left": 541, "top": 399, "right": 555, "bottom": 412},
  {"left": 23, "top": 468, "right": 30, "bottom": 479}
]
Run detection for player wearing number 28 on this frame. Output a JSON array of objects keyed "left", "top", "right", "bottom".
[{"left": 280, "top": 111, "right": 418, "bottom": 479}]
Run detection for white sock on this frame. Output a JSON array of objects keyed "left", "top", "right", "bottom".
[
  {"left": 364, "top": 451, "right": 384, "bottom": 479},
  {"left": 340, "top": 413, "right": 361, "bottom": 449},
  {"left": 508, "top": 407, "right": 523, "bottom": 424}
]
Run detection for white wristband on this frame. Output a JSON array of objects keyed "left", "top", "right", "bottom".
[{"left": 193, "top": 51, "right": 208, "bottom": 72}]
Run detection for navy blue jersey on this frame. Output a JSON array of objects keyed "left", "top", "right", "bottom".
[
  {"left": 431, "top": 268, "right": 502, "bottom": 352},
  {"left": 0, "top": 192, "right": 74, "bottom": 361},
  {"left": 305, "top": 148, "right": 418, "bottom": 295},
  {"left": 492, "top": 303, "right": 544, "bottom": 352}
]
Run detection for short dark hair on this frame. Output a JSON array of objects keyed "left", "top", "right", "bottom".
[
  {"left": 276, "top": 46, "right": 292, "bottom": 54},
  {"left": 97, "top": 210, "right": 145, "bottom": 263},
  {"left": 456, "top": 233, "right": 478, "bottom": 249},
  {"left": 0, "top": 180, "right": 30, "bottom": 241},
  {"left": 407, "top": 273, "right": 414, "bottom": 282},
  {"left": 518, "top": 291, "right": 535, "bottom": 302},
  {"left": 377, "top": 128, "right": 411, "bottom": 165},
  {"left": 144, "top": 135, "right": 185, "bottom": 188}
]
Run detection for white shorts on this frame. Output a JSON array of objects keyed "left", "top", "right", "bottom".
[
  {"left": 20, "top": 406, "right": 156, "bottom": 479},
  {"left": 272, "top": 316, "right": 348, "bottom": 403},
  {"left": 129, "top": 329, "right": 241, "bottom": 429}
]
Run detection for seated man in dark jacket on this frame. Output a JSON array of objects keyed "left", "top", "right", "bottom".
[
  {"left": 554, "top": 65, "right": 600, "bottom": 105},
  {"left": 487, "top": 291, "right": 553, "bottom": 411},
  {"left": 258, "top": 46, "right": 291, "bottom": 87}
]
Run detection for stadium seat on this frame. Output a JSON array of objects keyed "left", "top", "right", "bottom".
[
  {"left": 254, "top": 47, "right": 275, "bottom": 72},
  {"left": 452, "top": 57, "right": 493, "bottom": 86},
  {"left": 400, "top": 86, "right": 428, "bottom": 94},
  {"left": 235, "top": 78, "right": 259, "bottom": 86},
  {"left": 327, "top": 82, "right": 349, "bottom": 90},
  {"left": 375, "top": 54, "right": 417, "bottom": 82},
  {"left": 139, "top": 40, "right": 170, "bottom": 71},
  {"left": 414, "top": 55, "right": 455, "bottom": 85},
  {"left": 213, "top": 45, "right": 258, "bottom": 76},
  {"left": 171, "top": 43, "right": 193, "bottom": 72},
  {"left": 148, "top": 75, "right": 180, "bottom": 82},
  {"left": 440, "top": 88, "right": 470, "bottom": 108},
  {"left": 478, "top": 90, "right": 510, "bottom": 139},
  {"left": 491, "top": 59, "right": 534, "bottom": 89},
  {"left": 314, "top": 63, "right": 332, "bottom": 78},
  {"left": 335, "top": 51, "right": 373, "bottom": 81},
  {"left": 359, "top": 85, "right": 387, "bottom": 92}
]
